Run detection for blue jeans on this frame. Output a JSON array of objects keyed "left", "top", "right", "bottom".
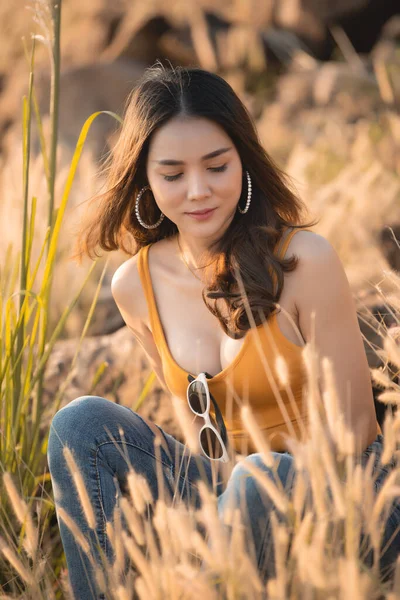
[{"left": 47, "top": 396, "right": 400, "bottom": 599}]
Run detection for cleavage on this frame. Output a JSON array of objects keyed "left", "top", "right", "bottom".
[
  {"left": 155, "top": 273, "right": 244, "bottom": 375},
  {"left": 146, "top": 241, "right": 302, "bottom": 377},
  {"left": 148, "top": 248, "right": 245, "bottom": 375}
]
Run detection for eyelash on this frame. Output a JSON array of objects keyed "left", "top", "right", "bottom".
[{"left": 163, "top": 164, "right": 228, "bottom": 182}]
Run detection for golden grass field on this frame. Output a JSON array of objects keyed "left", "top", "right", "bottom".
[{"left": 0, "top": 1, "right": 399, "bottom": 598}]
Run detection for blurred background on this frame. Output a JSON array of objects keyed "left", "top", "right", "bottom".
[{"left": 0, "top": 0, "right": 399, "bottom": 436}]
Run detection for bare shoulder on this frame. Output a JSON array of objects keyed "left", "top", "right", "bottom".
[
  {"left": 286, "top": 230, "right": 339, "bottom": 268},
  {"left": 111, "top": 238, "right": 173, "bottom": 324},
  {"left": 289, "top": 230, "right": 333, "bottom": 260},
  {"left": 111, "top": 252, "right": 147, "bottom": 331},
  {"left": 110, "top": 245, "right": 170, "bottom": 394},
  {"left": 286, "top": 230, "right": 344, "bottom": 305},
  {"left": 111, "top": 253, "right": 140, "bottom": 300},
  {"left": 288, "top": 230, "right": 353, "bottom": 321}
]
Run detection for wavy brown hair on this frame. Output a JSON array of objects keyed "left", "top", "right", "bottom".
[{"left": 72, "top": 61, "right": 319, "bottom": 339}]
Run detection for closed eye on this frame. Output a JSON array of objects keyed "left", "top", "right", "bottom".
[{"left": 163, "top": 164, "right": 228, "bottom": 182}]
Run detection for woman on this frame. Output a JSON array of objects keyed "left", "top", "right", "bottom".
[{"left": 47, "top": 63, "right": 399, "bottom": 599}]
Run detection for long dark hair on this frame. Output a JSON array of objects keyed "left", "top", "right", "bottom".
[{"left": 72, "top": 61, "right": 319, "bottom": 339}]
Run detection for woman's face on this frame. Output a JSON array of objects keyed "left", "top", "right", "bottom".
[{"left": 145, "top": 116, "right": 243, "bottom": 240}]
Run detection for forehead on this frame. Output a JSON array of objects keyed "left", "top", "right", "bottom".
[{"left": 147, "top": 116, "right": 232, "bottom": 160}]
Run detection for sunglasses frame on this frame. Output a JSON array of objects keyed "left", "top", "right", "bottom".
[{"left": 186, "top": 372, "right": 229, "bottom": 463}]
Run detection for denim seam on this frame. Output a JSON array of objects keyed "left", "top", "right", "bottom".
[
  {"left": 94, "top": 438, "right": 198, "bottom": 558},
  {"left": 94, "top": 439, "right": 172, "bottom": 557},
  {"left": 129, "top": 411, "right": 203, "bottom": 489},
  {"left": 131, "top": 410, "right": 176, "bottom": 465},
  {"left": 94, "top": 445, "right": 109, "bottom": 559},
  {"left": 95, "top": 436, "right": 206, "bottom": 556}
]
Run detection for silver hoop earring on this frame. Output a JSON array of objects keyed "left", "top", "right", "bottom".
[
  {"left": 237, "top": 171, "right": 252, "bottom": 214},
  {"left": 135, "top": 185, "right": 165, "bottom": 229}
]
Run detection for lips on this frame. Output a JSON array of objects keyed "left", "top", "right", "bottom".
[{"left": 186, "top": 208, "right": 215, "bottom": 215}]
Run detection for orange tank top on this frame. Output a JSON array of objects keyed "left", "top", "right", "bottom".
[{"left": 137, "top": 227, "right": 315, "bottom": 454}]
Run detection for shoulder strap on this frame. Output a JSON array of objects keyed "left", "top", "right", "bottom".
[{"left": 136, "top": 244, "right": 165, "bottom": 347}]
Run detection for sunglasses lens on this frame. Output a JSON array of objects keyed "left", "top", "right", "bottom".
[
  {"left": 188, "top": 381, "right": 208, "bottom": 415},
  {"left": 200, "top": 427, "right": 224, "bottom": 459}
]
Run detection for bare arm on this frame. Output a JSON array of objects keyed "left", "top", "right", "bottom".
[
  {"left": 110, "top": 260, "right": 204, "bottom": 449},
  {"left": 293, "top": 233, "right": 378, "bottom": 453}
]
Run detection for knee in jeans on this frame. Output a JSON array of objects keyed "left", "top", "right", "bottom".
[
  {"left": 61, "top": 395, "right": 108, "bottom": 412},
  {"left": 49, "top": 395, "right": 104, "bottom": 429},
  {"left": 47, "top": 396, "right": 107, "bottom": 459},
  {"left": 233, "top": 452, "right": 277, "bottom": 476},
  {"left": 230, "top": 452, "right": 294, "bottom": 501},
  {"left": 228, "top": 455, "right": 266, "bottom": 503}
]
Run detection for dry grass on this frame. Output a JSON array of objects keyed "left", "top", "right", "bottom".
[
  {"left": 1, "top": 1, "right": 400, "bottom": 598},
  {"left": 2, "top": 326, "right": 400, "bottom": 598},
  {"left": 3, "top": 262, "right": 400, "bottom": 597}
]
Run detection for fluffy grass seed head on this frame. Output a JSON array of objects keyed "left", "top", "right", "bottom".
[
  {"left": 2, "top": 472, "right": 38, "bottom": 560},
  {"left": 63, "top": 446, "right": 96, "bottom": 530}
]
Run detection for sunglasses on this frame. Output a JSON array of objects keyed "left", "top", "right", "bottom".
[{"left": 186, "top": 372, "right": 230, "bottom": 462}]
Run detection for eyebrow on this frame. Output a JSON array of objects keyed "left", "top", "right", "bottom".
[{"left": 152, "top": 146, "right": 232, "bottom": 165}]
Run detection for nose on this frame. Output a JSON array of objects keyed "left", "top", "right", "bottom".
[{"left": 187, "top": 172, "right": 212, "bottom": 201}]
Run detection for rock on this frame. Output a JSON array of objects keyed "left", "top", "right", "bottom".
[
  {"left": 272, "top": 0, "right": 400, "bottom": 61},
  {"left": 42, "top": 326, "right": 183, "bottom": 443},
  {"left": 1, "top": 59, "right": 147, "bottom": 162},
  {"left": 276, "top": 69, "right": 316, "bottom": 109},
  {"left": 379, "top": 224, "right": 400, "bottom": 272},
  {"left": 42, "top": 297, "right": 399, "bottom": 442},
  {"left": 357, "top": 301, "right": 399, "bottom": 428}
]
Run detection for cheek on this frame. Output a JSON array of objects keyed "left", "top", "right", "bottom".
[
  {"left": 219, "top": 171, "right": 243, "bottom": 201},
  {"left": 152, "top": 182, "right": 182, "bottom": 209}
]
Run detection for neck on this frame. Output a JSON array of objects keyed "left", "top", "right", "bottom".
[{"left": 175, "top": 232, "right": 215, "bottom": 270}]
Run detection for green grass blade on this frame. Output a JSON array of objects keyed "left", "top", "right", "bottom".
[
  {"left": 26, "top": 259, "right": 98, "bottom": 400},
  {"left": 50, "top": 256, "right": 110, "bottom": 417},
  {"left": 40, "top": 110, "right": 122, "bottom": 299}
]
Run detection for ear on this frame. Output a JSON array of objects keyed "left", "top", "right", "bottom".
[{"left": 187, "top": 374, "right": 195, "bottom": 383}]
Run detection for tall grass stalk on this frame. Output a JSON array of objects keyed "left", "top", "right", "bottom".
[
  {"left": 0, "top": 2, "right": 399, "bottom": 597},
  {"left": 0, "top": 0, "right": 121, "bottom": 592},
  {"left": 34, "top": 0, "right": 61, "bottom": 476},
  {"left": 13, "top": 36, "right": 35, "bottom": 454}
]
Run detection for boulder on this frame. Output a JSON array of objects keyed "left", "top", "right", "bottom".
[
  {"left": 379, "top": 224, "right": 400, "bottom": 273},
  {"left": 0, "top": 59, "right": 147, "bottom": 161},
  {"left": 42, "top": 326, "right": 181, "bottom": 443},
  {"left": 42, "top": 302, "right": 399, "bottom": 443}
]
